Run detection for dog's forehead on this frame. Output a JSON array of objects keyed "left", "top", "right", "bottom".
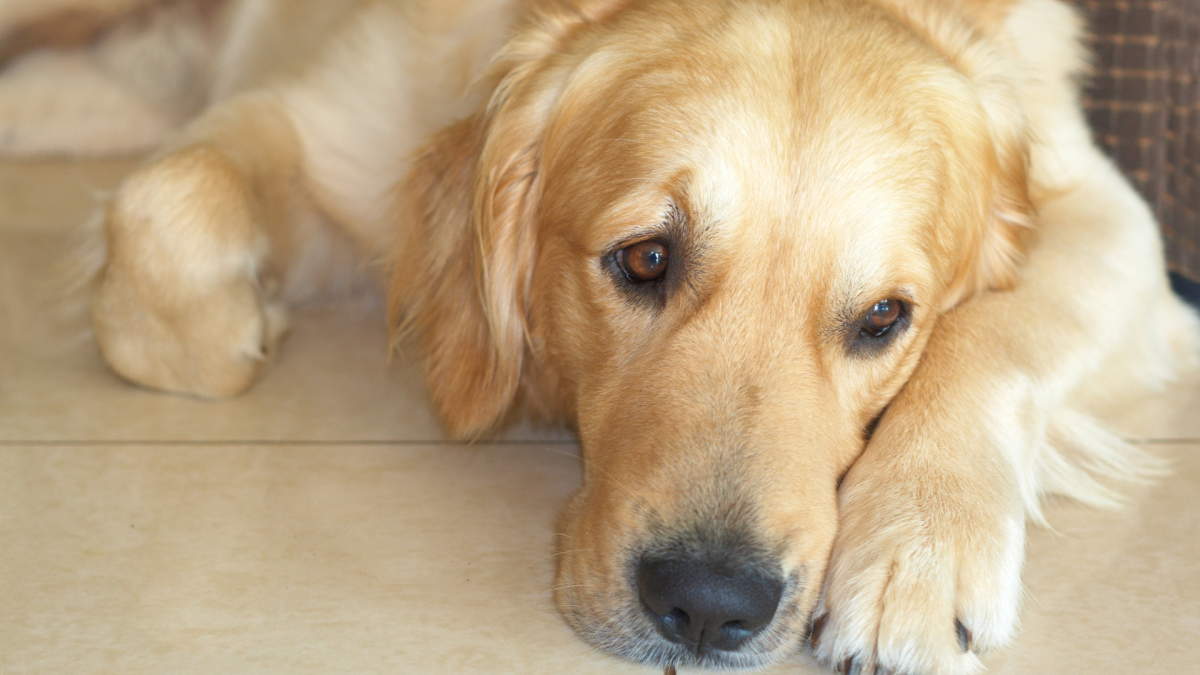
[{"left": 544, "top": 0, "right": 954, "bottom": 256}]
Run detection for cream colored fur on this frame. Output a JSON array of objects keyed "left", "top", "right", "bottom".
[
  {"left": 0, "top": 1, "right": 215, "bottom": 155},
  {"left": 0, "top": 0, "right": 146, "bottom": 27},
  {"left": 14, "top": 1, "right": 1199, "bottom": 674}
]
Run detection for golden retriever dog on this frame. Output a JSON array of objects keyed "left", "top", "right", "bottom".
[{"left": 12, "top": 0, "right": 1199, "bottom": 672}]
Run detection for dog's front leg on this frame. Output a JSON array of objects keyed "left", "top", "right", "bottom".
[
  {"left": 810, "top": 148, "right": 1200, "bottom": 675},
  {"left": 92, "top": 92, "right": 307, "bottom": 398}
]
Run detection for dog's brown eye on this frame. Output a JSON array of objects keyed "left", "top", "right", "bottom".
[
  {"left": 863, "top": 299, "right": 901, "bottom": 337},
  {"left": 619, "top": 241, "right": 669, "bottom": 282}
]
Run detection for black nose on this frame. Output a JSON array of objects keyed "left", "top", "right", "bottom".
[{"left": 637, "top": 557, "right": 784, "bottom": 652}]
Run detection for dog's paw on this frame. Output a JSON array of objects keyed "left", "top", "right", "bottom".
[
  {"left": 810, "top": 435, "right": 1025, "bottom": 675},
  {"left": 92, "top": 145, "right": 288, "bottom": 398}
]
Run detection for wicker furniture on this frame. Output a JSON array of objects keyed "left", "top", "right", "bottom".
[{"left": 1078, "top": 0, "right": 1200, "bottom": 284}]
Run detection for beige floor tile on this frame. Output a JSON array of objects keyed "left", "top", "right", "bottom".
[
  {"left": 1, "top": 442, "right": 1197, "bottom": 675},
  {"left": 1112, "top": 370, "right": 1200, "bottom": 441},
  {"left": 992, "top": 442, "right": 1200, "bottom": 674},
  {"left": 0, "top": 158, "right": 140, "bottom": 234},
  {"left": 0, "top": 443, "right": 638, "bottom": 675}
]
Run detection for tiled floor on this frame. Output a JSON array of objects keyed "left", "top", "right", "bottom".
[{"left": 1, "top": 159, "right": 1197, "bottom": 674}]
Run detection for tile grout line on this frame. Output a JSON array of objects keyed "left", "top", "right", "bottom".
[
  {"left": 1, "top": 439, "right": 1197, "bottom": 446},
  {"left": 0, "top": 439, "right": 580, "bottom": 446}
]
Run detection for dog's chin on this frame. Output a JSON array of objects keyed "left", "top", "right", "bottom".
[{"left": 558, "top": 577, "right": 809, "bottom": 671}]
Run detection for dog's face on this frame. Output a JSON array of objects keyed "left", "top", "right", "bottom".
[{"left": 396, "top": 0, "right": 1029, "bottom": 668}]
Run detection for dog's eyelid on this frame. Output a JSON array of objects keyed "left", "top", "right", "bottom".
[
  {"left": 616, "top": 233, "right": 669, "bottom": 250},
  {"left": 601, "top": 233, "right": 669, "bottom": 267},
  {"left": 605, "top": 205, "right": 686, "bottom": 252},
  {"left": 601, "top": 196, "right": 689, "bottom": 251},
  {"left": 868, "top": 289, "right": 916, "bottom": 307},
  {"left": 834, "top": 290, "right": 915, "bottom": 322}
]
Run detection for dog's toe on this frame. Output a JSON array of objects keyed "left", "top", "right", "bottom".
[
  {"left": 811, "top": 461, "right": 1024, "bottom": 675},
  {"left": 813, "top": 545, "right": 1005, "bottom": 675}
]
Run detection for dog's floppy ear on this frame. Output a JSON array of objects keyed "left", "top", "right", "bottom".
[
  {"left": 945, "top": 48, "right": 1035, "bottom": 306},
  {"left": 391, "top": 0, "right": 626, "bottom": 439},
  {"left": 879, "top": 0, "right": 1040, "bottom": 307}
]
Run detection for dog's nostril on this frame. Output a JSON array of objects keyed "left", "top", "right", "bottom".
[
  {"left": 666, "top": 607, "right": 690, "bottom": 625},
  {"left": 661, "top": 607, "right": 690, "bottom": 636},
  {"left": 637, "top": 557, "right": 784, "bottom": 653}
]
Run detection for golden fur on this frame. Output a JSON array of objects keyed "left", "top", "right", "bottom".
[{"left": 11, "top": 0, "right": 1198, "bottom": 673}]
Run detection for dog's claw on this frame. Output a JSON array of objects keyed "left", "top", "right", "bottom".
[
  {"left": 955, "top": 618, "right": 974, "bottom": 653},
  {"left": 809, "top": 613, "right": 828, "bottom": 650}
]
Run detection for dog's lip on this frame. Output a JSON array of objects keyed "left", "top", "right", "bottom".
[{"left": 644, "top": 630, "right": 794, "bottom": 670}]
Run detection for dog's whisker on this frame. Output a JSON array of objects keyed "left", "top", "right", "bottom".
[
  {"left": 524, "top": 548, "right": 597, "bottom": 567},
  {"left": 530, "top": 443, "right": 641, "bottom": 501},
  {"left": 550, "top": 583, "right": 594, "bottom": 592}
]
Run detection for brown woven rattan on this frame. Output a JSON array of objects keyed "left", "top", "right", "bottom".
[{"left": 1076, "top": 0, "right": 1200, "bottom": 283}]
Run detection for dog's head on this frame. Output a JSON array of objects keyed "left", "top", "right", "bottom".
[{"left": 393, "top": 0, "right": 1033, "bottom": 668}]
